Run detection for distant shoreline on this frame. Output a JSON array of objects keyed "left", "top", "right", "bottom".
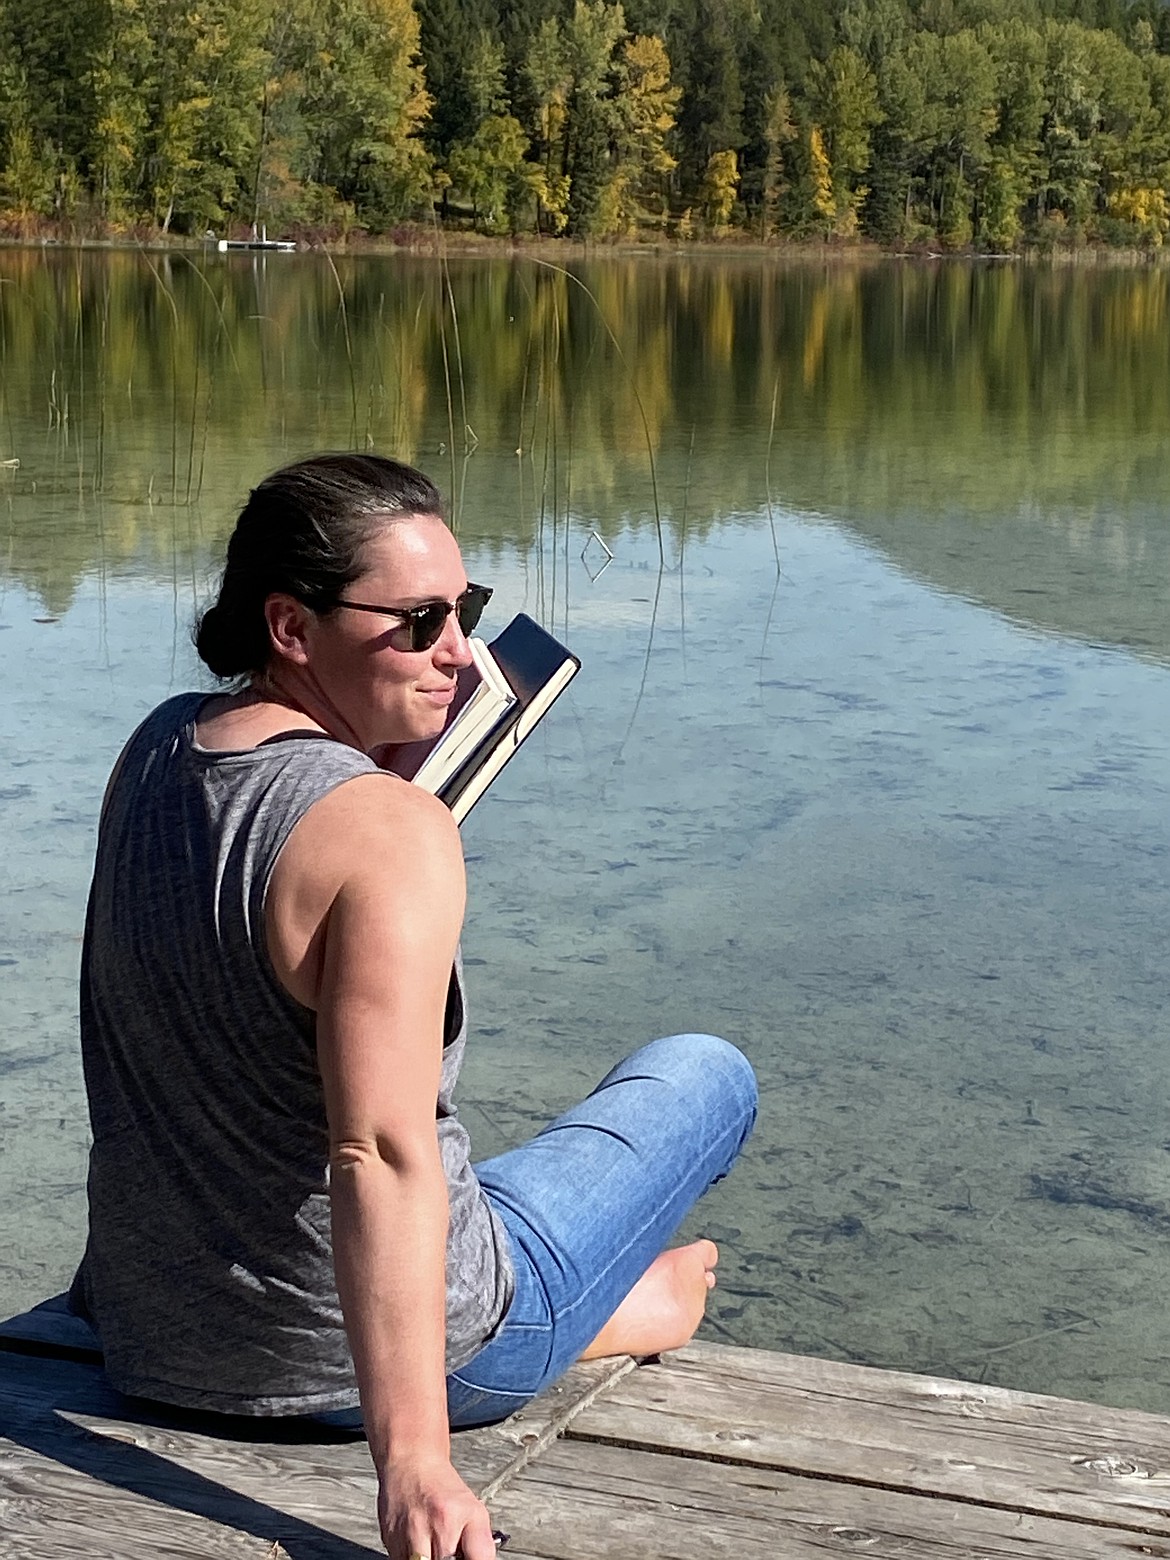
[{"left": 2, "top": 227, "right": 1167, "bottom": 268}]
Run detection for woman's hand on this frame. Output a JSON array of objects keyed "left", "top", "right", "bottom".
[{"left": 378, "top": 1453, "right": 498, "bottom": 1560}]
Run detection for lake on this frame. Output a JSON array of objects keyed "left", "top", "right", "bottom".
[{"left": 1, "top": 247, "right": 1168, "bottom": 1412}]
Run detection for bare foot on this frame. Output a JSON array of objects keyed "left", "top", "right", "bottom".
[{"left": 580, "top": 1239, "right": 719, "bottom": 1360}]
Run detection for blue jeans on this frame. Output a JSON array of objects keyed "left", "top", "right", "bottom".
[{"left": 445, "top": 1032, "right": 757, "bottom": 1428}]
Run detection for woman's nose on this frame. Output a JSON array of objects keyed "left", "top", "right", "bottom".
[{"left": 435, "top": 611, "right": 475, "bottom": 669}]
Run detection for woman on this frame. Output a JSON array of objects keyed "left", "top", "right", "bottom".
[{"left": 71, "top": 453, "right": 757, "bottom": 1560}]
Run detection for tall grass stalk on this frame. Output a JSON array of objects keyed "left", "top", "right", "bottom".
[
  {"left": 322, "top": 250, "right": 359, "bottom": 444},
  {"left": 364, "top": 292, "right": 388, "bottom": 450},
  {"left": 434, "top": 266, "right": 459, "bottom": 526},
  {"left": 440, "top": 254, "right": 471, "bottom": 454},
  {"left": 139, "top": 252, "right": 182, "bottom": 505},
  {"left": 177, "top": 255, "right": 244, "bottom": 381},
  {"left": 561, "top": 421, "right": 574, "bottom": 645},
  {"left": 533, "top": 301, "right": 564, "bottom": 624},
  {"left": 0, "top": 279, "right": 15, "bottom": 464},
  {"left": 678, "top": 423, "right": 695, "bottom": 681},
  {"left": 95, "top": 266, "right": 110, "bottom": 496},
  {"left": 72, "top": 254, "right": 86, "bottom": 497},
  {"left": 181, "top": 255, "right": 241, "bottom": 498},
  {"left": 757, "top": 376, "right": 786, "bottom": 687},
  {"left": 616, "top": 551, "right": 667, "bottom": 765},
  {"left": 194, "top": 350, "right": 214, "bottom": 503},
  {"left": 529, "top": 258, "right": 665, "bottom": 568},
  {"left": 515, "top": 299, "right": 537, "bottom": 458},
  {"left": 764, "top": 376, "right": 782, "bottom": 574}
]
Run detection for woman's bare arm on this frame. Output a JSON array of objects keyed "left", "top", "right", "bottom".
[{"left": 269, "top": 777, "right": 497, "bottom": 1560}]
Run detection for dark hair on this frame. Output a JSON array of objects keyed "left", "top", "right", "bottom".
[{"left": 194, "top": 453, "right": 444, "bottom": 679}]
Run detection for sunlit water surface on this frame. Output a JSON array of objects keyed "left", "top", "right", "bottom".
[{"left": 1, "top": 249, "right": 1168, "bottom": 1412}]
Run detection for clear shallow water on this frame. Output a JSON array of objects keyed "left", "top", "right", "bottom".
[{"left": 1, "top": 251, "right": 1168, "bottom": 1412}]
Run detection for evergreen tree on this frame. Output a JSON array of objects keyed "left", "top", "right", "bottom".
[
  {"left": 676, "top": 0, "right": 744, "bottom": 196},
  {"left": 805, "top": 43, "right": 882, "bottom": 234},
  {"left": 416, "top": 0, "right": 495, "bottom": 158}
]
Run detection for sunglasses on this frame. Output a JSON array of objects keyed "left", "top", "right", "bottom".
[{"left": 334, "top": 583, "right": 492, "bottom": 652}]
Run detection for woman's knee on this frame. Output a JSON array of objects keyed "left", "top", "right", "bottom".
[{"left": 624, "top": 1032, "right": 758, "bottom": 1132}]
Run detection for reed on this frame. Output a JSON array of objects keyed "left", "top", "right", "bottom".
[
  {"left": 94, "top": 262, "right": 110, "bottom": 496},
  {"left": 764, "top": 375, "right": 782, "bottom": 574},
  {"left": 321, "top": 249, "right": 359, "bottom": 444},
  {"left": 72, "top": 254, "right": 86, "bottom": 497},
  {"left": 363, "top": 290, "right": 387, "bottom": 450},
  {"left": 434, "top": 263, "right": 459, "bottom": 525},
  {"left": 754, "top": 374, "right": 788, "bottom": 686},
  {"left": 177, "top": 255, "right": 244, "bottom": 375},
  {"left": 528, "top": 258, "right": 665, "bottom": 569},
  {"left": 138, "top": 251, "right": 183, "bottom": 505},
  {"left": 678, "top": 422, "right": 696, "bottom": 681}
]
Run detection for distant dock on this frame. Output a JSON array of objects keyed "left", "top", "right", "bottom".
[
  {"left": 216, "top": 238, "right": 297, "bottom": 253},
  {"left": 4, "top": 1294, "right": 1170, "bottom": 1557}
]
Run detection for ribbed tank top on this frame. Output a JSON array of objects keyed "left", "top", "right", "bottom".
[{"left": 70, "top": 693, "right": 514, "bottom": 1415}]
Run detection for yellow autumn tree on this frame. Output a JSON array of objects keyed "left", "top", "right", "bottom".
[
  {"left": 606, "top": 33, "right": 680, "bottom": 231},
  {"left": 701, "top": 148, "right": 738, "bottom": 230},
  {"left": 807, "top": 125, "right": 834, "bottom": 234},
  {"left": 523, "top": 16, "right": 573, "bottom": 234},
  {"left": 1108, "top": 185, "right": 1169, "bottom": 245}
]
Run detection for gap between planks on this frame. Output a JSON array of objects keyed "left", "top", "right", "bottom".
[
  {"left": 475, "top": 1354, "right": 638, "bottom": 1502},
  {"left": 560, "top": 1341, "right": 1170, "bottom": 1540}
]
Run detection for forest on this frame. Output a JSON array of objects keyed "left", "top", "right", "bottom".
[{"left": 2, "top": 0, "right": 1170, "bottom": 248}]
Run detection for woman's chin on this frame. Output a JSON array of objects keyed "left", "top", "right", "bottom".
[{"left": 370, "top": 709, "right": 449, "bottom": 758}]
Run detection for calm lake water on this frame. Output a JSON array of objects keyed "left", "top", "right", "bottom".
[{"left": 2, "top": 248, "right": 1168, "bottom": 1412}]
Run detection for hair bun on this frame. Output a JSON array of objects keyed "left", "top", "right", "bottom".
[{"left": 194, "top": 602, "right": 240, "bottom": 679}]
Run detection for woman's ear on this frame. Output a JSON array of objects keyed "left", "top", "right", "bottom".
[{"left": 265, "top": 593, "right": 313, "bottom": 666}]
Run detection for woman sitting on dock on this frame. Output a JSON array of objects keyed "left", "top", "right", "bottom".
[{"left": 69, "top": 453, "right": 758, "bottom": 1560}]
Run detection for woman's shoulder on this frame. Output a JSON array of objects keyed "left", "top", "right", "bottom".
[
  {"left": 286, "top": 766, "right": 457, "bottom": 858},
  {"left": 272, "top": 769, "right": 462, "bottom": 919}
]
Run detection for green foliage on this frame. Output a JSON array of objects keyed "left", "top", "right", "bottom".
[
  {"left": 805, "top": 44, "right": 882, "bottom": 234},
  {"left": 676, "top": 0, "right": 745, "bottom": 192},
  {"left": 447, "top": 112, "right": 534, "bottom": 231},
  {"left": 0, "top": 64, "right": 56, "bottom": 222},
  {"left": 760, "top": 83, "right": 796, "bottom": 237},
  {"left": 294, "top": 0, "right": 433, "bottom": 222},
  {"left": 416, "top": 0, "right": 496, "bottom": 157},
  {"left": 2, "top": 0, "right": 1170, "bottom": 246}
]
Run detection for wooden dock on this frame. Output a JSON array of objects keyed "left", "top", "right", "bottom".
[{"left": 5, "top": 1298, "right": 1170, "bottom": 1557}]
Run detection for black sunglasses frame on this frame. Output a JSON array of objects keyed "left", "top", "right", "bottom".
[{"left": 334, "top": 583, "right": 493, "bottom": 652}]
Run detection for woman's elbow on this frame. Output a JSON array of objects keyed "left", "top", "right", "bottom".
[{"left": 329, "top": 1131, "right": 441, "bottom": 1181}]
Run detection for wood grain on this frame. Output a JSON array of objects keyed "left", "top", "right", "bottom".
[
  {"left": 0, "top": 1308, "right": 632, "bottom": 1559},
  {"left": 489, "top": 1437, "right": 1170, "bottom": 1560},
  {"left": 569, "top": 1340, "right": 1170, "bottom": 1534},
  {"left": 12, "top": 1303, "right": 1170, "bottom": 1559}
]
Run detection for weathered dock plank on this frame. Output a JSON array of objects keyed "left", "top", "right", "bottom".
[
  {"left": 0, "top": 1302, "right": 631, "bottom": 1560},
  {"left": 8, "top": 1300, "right": 1170, "bottom": 1559},
  {"left": 567, "top": 1340, "right": 1170, "bottom": 1536},
  {"left": 486, "top": 1438, "right": 1156, "bottom": 1559}
]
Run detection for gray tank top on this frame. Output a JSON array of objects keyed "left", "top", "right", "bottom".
[{"left": 71, "top": 693, "right": 514, "bottom": 1415}]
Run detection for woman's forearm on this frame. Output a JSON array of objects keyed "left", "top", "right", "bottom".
[{"left": 330, "top": 1144, "right": 451, "bottom": 1470}]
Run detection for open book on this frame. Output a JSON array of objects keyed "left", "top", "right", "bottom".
[{"left": 392, "top": 614, "right": 580, "bottom": 824}]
